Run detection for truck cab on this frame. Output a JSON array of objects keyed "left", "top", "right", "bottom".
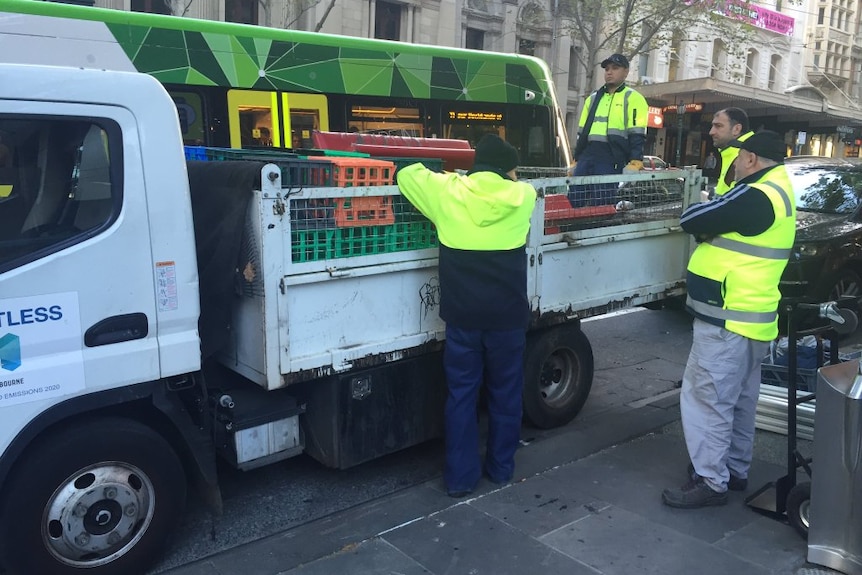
[{"left": 0, "top": 64, "right": 201, "bottom": 575}]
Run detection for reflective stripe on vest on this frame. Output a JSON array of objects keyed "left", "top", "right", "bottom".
[
  {"left": 708, "top": 237, "right": 791, "bottom": 260},
  {"left": 685, "top": 164, "right": 795, "bottom": 341},
  {"left": 761, "top": 180, "right": 793, "bottom": 216},
  {"left": 686, "top": 296, "right": 777, "bottom": 324}
]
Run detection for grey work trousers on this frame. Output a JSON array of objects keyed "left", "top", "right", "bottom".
[{"left": 681, "top": 318, "right": 769, "bottom": 492}]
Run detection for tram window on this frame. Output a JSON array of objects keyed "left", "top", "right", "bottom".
[
  {"left": 290, "top": 109, "right": 319, "bottom": 148},
  {"left": 239, "top": 108, "right": 274, "bottom": 147},
  {"left": 169, "top": 91, "right": 205, "bottom": 145},
  {"left": 441, "top": 107, "right": 505, "bottom": 147},
  {"left": 227, "top": 90, "right": 281, "bottom": 148},
  {"left": 282, "top": 93, "right": 329, "bottom": 150},
  {"left": 348, "top": 105, "right": 422, "bottom": 136},
  {"left": 506, "top": 107, "right": 551, "bottom": 166}
]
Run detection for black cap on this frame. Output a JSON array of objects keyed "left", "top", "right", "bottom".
[
  {"left": 473, "top": 134, "right": 519, "bottom": 173},
  {"left": 734, "top": 130, "right": 786, "bottom": 163},
  {"left": 601, "top": 53, "right": 629, "bottom": 68}
]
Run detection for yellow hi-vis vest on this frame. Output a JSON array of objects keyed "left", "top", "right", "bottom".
[
  {"left": 577, "top": 86, "right": 648, "bottom": 160},
  {"left": 686, "top": 164, "right": 796, "bottom": 341},
  {"left": 715, "top": 131, "right": 754, "bottom": 196}
]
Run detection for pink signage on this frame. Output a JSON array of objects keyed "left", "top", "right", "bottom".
[
  {"left": 723, "top": 0, "right": 795, "bottom": 36},
  {"left": 689, "top": 0, "right": 796, "bottom": 36}
]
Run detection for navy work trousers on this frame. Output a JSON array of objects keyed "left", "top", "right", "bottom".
[
  {"left": 568, "top": 144, "right": 621, "bottom": 208},
  {"left": 443, "top": 325, "right": 526, "bottom": 493}
]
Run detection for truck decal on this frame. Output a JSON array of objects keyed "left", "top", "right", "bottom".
[
  {"left": 156, "top": 261, "right": 179, "bottom": 312},
  {"left": 0, "top": 293, "right": 85, "bottom": 407}
]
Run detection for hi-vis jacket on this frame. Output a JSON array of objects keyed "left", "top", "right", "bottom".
[
  {"left": 396, "top": 163, "right": 537, "bottom": 330},
  {"left": 682, "top": 163, "right": 795, "bottom": 341},
  {"left": 574, "top": 84, "right": 648, "bottom": 169},
  {"left": 715, "top": 130, "right": 754, "bottom": 196}
]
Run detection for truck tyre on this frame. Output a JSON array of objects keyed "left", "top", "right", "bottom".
[
  {"left": 523, "top": 324, "right": 593, "bottom": 429},
  {"left": 0, "top": 417, "right": 186, "bottom": 575},
  {"left": 786, "top": 481, "right": 811, "bottom": 540}
]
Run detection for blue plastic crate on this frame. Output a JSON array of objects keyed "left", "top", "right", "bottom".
[{"left": 184, "top": 146, "right": 208, "bottom": 161}]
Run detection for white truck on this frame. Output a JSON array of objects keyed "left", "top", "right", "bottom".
[{"left": 0, "top": 64, "right": 698, "bottom": 575}]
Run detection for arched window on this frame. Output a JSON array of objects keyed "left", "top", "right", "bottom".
[
  {"left": 711, "top": 39, "right": 728, "bottom": 80},
  {"left": 225, "top": 0, "right": 258, "bottom": 24},
  {"left": 768, "top": 54, "right": 782, "bottom": 90},
  {"left": 745, "top": 48, "right": 759, "bottom": 86},
  {"left": 668, "top": 29, "right": 683, "bottom": 82},
  {"left": 516, "top": 3, "right": 548, "bottom": 59},
  {"left": 375, "top": 1, "right": 402, "bottom": 41},
  {"left": 132, "top": 0, "right": 171, "bottom": 14}
]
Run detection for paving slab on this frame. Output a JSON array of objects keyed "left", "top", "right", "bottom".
[
  {"left": 381, "top": 503, "right": 596, "bottom": 575},
  {"left": 278, "top": 538, "right": 429, "bottom": 575},
  {"left": 540, "top": 504, "right": 771, "bottom": 575}
]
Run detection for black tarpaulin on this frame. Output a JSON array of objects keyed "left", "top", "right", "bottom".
[{"left": 186, "top": 160, "right": 265, "bottom": 360}]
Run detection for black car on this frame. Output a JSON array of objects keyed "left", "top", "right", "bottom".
[{"left": 781, "top": 157, "right": 862, "bottom": 304}]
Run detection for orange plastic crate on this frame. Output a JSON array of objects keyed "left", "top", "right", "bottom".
[
  {"left": 327, "top": 157, "right": 395, "bottom": 187},
  {"left": 335, "top": 196, "right": 395, "bottom": 227}
]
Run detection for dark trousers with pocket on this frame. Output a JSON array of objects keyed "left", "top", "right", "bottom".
[{"left": 443, "top": 324, "right": 526, "bottom": 492}]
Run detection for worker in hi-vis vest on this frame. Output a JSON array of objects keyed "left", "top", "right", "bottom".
[
  {"left": 568, "top": 53, "right": 648, "bottom": 207},
  {"left": 709, "top": 107, "right": 754, "bottom": 196},
  {"left": 663, "top": 131, "right": 795, "bottom": 510},
  {"left": 396, "top": 134, "right": 536, "bottom": 499}
]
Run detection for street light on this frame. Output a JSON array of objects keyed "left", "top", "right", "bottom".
[{"left": 675, "top": 102, "right": 685, "bottom": 167}]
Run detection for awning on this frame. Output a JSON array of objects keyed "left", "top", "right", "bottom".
[{"left": 636, "top": 77, "right": 862, "bottom": 130}]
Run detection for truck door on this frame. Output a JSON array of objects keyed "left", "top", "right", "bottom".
[{"left": 0, "top": 103, "right": 158, "bottom": 415}]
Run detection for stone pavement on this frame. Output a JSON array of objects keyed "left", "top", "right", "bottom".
[{"left": 164, "top": 390, "right": 839, "bottom": 575}]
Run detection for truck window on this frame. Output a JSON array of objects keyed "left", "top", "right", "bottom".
[{"left": 0, "top": 117, "right": 119, "bottom": 271}]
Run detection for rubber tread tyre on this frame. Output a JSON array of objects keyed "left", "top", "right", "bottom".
[
  {"left": 523, "top": 324, "right": 594, "bottom": 429},
  {"left": 0, "top": 416, "right": 186, "bottom": 575}
]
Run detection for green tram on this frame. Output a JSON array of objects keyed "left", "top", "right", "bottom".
[{"left": 0, "top": 0, "right": 572, "bottom": 167}]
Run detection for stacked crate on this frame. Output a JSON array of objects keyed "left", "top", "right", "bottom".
[
  {"left": 289, "top": 157, "right": 437, "bottom": 262},
  {"left": 183, "top": 146, "right": 438, "bottom": 262}
]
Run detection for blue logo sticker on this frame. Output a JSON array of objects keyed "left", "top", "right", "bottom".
[{"left": 0, "top": 333, "right": 21, "bottom": 371}]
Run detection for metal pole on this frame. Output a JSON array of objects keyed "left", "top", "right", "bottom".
[{"left": 675, "top": 102, "right": 685, "bottom": 167}]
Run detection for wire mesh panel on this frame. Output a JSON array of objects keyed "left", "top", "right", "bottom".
[{"left": 542, "top": 172, "right": 687, "bottom": 234}]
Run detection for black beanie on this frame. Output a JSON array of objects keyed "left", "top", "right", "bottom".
[{"left": 473, "top": 134, "right": 519, "bottom": 173}]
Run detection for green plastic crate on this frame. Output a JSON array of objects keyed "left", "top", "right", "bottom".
[{"left": 291, "top": 220, "right": 438, "bottom": 262}]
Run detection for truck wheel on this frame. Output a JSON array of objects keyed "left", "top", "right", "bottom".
[
  {"left": 786, "top": 481, "right": 811, "bottom": 540},
  {"left": 523, "top": 325, "right": 593, "bottom": 429},
  {"left": 0, "top": 417, "right": 186, "bottom": 575}
]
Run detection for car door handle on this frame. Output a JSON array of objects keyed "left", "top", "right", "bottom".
[{"left": 84, "top": 313, "right": 149, "bottom": 347}]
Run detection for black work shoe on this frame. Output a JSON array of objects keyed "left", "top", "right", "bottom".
[
  {"left": 484, "top": 469, "right": 512, "bottom": 486},
  {"left": 447, "top": 488, "right": 473, "bottom": 499},
  {"left": 686, "top": 463, "right": 748, "bottom": 492},
  {"left": 662, "top": 477, "right": 728, "bottom": 509}
]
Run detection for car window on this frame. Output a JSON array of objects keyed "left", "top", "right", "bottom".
[{"left": 786, "top": 162, "right": 862, "bottom": 215}]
